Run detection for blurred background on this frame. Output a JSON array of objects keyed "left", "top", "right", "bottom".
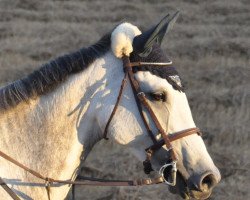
[{"left": 0, "top": 0, "right": 249, "bottom": 199}]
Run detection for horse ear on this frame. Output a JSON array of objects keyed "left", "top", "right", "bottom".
[{"left": 132, "top": 11, "right": 180, "bottom": 57}]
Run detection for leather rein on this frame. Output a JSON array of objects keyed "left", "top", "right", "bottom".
[{"left": 0, "top": 56, "right": 201, "bottom": 200}]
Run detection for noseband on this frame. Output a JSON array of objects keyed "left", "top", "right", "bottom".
[{"left": 104, "top": 56, "right": 201, "bottom": 186}]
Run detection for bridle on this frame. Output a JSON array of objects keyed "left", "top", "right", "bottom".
[
  {"left": 0, "top": 56, "right": 201, "bottom": 200},
  {"left": 104, "top": 55, "right": 201, "bottom": 185}
]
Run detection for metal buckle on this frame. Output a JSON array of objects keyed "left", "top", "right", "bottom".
[
  {"left": 165, "top": 146, "right": 173, "bottom": 151},
  {"left": 137, "top": 92, "right": 145, "bottom": 97},
  {"left": 159, "top": 161, "right": 177, "bottom": 186}
]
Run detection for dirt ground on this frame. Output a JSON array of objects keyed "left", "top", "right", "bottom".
[{"left": 0, "top": 0, "right": 249, "bottom": 199}]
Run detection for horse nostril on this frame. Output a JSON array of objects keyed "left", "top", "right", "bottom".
[{"left": 200, "top": 173, "right": 217, "bottom": 192}]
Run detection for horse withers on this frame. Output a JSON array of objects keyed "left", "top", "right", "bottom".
[{"left": 0, "top": 12, "right": 220, "bottom": 199}]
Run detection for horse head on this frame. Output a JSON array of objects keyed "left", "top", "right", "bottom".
[{"left": 98, "top": 12, "right": 221, "bottom": 199}]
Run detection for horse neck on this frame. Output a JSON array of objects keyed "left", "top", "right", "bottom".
[{"left": 0, "top": 52, "right": 121, "bottom": 199}]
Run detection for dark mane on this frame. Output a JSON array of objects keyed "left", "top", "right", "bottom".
[{"left": 0, "top": 33, "right": 111, "bottom": 110}]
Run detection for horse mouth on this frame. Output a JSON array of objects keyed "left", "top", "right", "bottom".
[{"left": 167, "top": 172, "right": 212, "bottom": 200}]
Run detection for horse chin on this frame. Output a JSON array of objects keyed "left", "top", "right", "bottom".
[{"left": 167, "top": 172, "right": 212, "bottom": 200}]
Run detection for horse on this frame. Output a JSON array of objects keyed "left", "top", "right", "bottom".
[{"left": 0, "top": 12, "right": 221, "bottom": 200}]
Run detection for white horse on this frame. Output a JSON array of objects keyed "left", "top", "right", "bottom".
[{"left": 0, "top": 13, "right": 221, "bottom": 200}]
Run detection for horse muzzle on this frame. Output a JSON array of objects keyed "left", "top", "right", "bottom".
[
  {"left": 168, "top": 168, "right": 221, "bottom": 200},
  {"left": 188, "top": 170, "right": 221, "bottom": 199}
]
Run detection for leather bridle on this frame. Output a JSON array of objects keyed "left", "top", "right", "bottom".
[
  {"left": 0, "top": 56, "right": 201, "bottom": 200},
  {"left": 104, "top": 56, "right": 201, "bottom": 185}
]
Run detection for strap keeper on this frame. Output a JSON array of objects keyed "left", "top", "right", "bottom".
[
  {"left": 45, "top": 178, "right": 52, "bottom": 200},
  {"left": 45, "top": 177, "right": 52, "bottom": 187},
  {"left": 143, "top": 178, "right": 152, "bottom": 185},
  {"left": 136, "top": 178, "right": 152, "bottom": 186}
]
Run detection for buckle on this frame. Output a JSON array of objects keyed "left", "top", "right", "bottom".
[
  {"left": 143, "top": 178, "right": 152, "bottom": 185},
  {"left": 165, "top": 146, "right": 173, "bottom": 151},
  {"left": 137, "top": 92, "right": 145, "bottom": 97},
  {"left": 159, "top": 161, "right": 177, "bottom": 186}
]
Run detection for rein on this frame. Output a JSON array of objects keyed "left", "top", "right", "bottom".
[
  {"left": 0, "top": 149, "right": 163, "bottom": 200},
  {"left": 0, "top": 56, "right": 201, "bottom": 200}
]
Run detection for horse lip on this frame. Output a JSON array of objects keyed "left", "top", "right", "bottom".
[
  {"left": 180, "top": 191, "right": 191, "bottom": 200},
  {"left": 189, "top": 190, "right": 212, "bottom": 200},
  {"left": 168, "top": 171, "right": 212, "bottom": 200},
  {"left": 167, "top": 171, "right": 190, "bottom": 199}
]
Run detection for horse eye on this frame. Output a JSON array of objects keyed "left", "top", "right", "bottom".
[{"left": 151, "top": 92, "right": 166, "bottom": 102}]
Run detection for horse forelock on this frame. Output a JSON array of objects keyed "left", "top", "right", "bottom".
[{"left": 0, "top": 33, "right": 111, "bottom": 110}]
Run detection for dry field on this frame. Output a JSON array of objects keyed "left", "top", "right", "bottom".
[{"left": 0, "top": 0, "right": 249, "bottom": 199}]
